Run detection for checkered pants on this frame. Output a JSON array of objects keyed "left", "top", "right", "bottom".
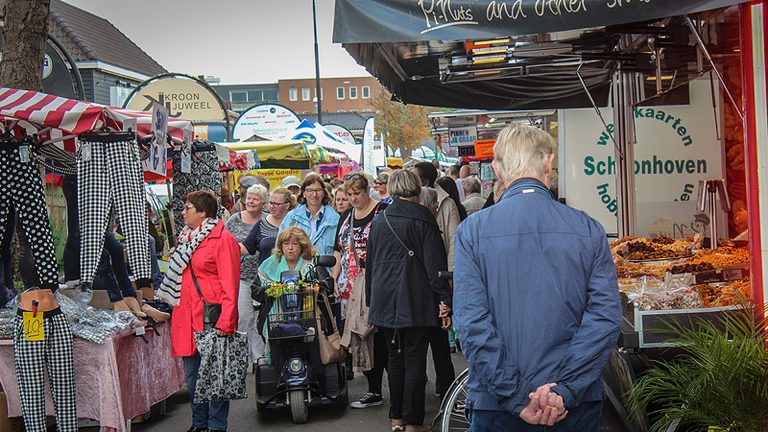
[
  {"left": 78, "top": 140, "right": 150, "bottom": 284},
  {"left": 0, "top": 147, "right": 59, "bottom": 289},
  {"left": 13, "top": 311, "right": 77, "bottom": 432}
]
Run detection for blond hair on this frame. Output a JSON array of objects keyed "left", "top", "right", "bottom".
[
  {"left": 274, "top": 227, "right": 316, "bottom": 261},
  {"left": 493, "top": 124, "right": 555, "bottom": 182}
]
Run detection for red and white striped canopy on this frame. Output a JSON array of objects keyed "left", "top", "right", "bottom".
[{"left": 0, "top": 87, "right": 192, "bottom": 151}]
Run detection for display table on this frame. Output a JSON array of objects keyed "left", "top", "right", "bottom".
[{"left": 0, "top": 323, "right": 184, "bottom": 432}]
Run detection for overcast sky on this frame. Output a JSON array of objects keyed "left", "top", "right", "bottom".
[{"left": 63, "top": 0, "right": 371, "bottom": 84}]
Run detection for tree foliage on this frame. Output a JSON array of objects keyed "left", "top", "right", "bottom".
[
  {"left": 0, "top": 0, "right": 50, "bottom": 90},
  {"left": 372, "top": 89, "right": 432, "bottom": 152}
]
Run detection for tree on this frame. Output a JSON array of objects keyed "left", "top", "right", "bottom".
[
  {"left": 0, "top": 0, "right": 50, "bottom": 90},
  {"left": 372, "top": 89, "right": 432, "bottom": 154}
]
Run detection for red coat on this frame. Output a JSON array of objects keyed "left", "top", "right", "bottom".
[{"left": 171, "top": 221, "right": 240, "bottom": 357}]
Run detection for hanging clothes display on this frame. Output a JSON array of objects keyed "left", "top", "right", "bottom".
[
  {"left": 171, "top": 144, "right": 222, "bottom": 237},
  {"left": 0, "top": 143, "right": 59, "bottom": 290},
  {"left": 77, "top": 138, "right": 151, "bottom": 288},
  {"left": 13, "top": 308, "right": 77, "bottom": 432}
]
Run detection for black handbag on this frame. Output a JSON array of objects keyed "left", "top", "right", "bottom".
[{"left": 189, "top": 262, "right": 222, "bottom": 329}]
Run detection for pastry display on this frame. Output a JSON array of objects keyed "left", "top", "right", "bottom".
[{"left": 615, "top": 237, "right": 694, "bottom": 261}]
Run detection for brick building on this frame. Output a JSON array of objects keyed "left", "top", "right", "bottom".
[{"left": 278, "top": 76, "right": 383, "bottom": 115}]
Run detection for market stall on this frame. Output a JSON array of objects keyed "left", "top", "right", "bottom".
[
  {"left": 334, "top": 1, "right": 768, "bottom": 430},
  {"left": 0, "top": 87, "right": 192, "bottom": 431}
]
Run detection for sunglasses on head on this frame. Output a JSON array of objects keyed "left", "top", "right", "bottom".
[{"left": 344, "top": 173, "right": 364, "bottom": 181}]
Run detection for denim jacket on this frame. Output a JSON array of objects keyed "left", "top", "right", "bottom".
[
  {"left": 279, "top": 204, "right": 340, "bottom": 256},
  {"left": 453, "top": 178, "right": 620, "bottom": 414}
]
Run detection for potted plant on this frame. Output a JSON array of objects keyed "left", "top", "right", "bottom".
[{"left": 627, "top": 304, "right": 768, "bottom": 432}]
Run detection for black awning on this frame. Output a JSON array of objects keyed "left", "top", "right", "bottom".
[{"left": 333, "top": 0, "right": 747, "bottom": 43}]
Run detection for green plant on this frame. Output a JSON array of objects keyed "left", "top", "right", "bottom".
[{"left": 627, "top": 304, "right": 768, "bottom": 432}]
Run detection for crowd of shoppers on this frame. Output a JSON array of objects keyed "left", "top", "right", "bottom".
[{"left": 155, "top": 123, "right": 617, "bottom": 432}]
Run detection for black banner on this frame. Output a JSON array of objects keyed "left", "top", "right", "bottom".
[{"left": 334, "top": 0, "right": 747, "bottom": 43}]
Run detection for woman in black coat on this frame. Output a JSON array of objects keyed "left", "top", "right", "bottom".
[{"left": 365, "top": 169, "right": 451, "bottom": 432}]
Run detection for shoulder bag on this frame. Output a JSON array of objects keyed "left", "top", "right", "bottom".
[
  {"left": 315, "top": 291, "right": 346, "bottom": 364},
  {"left": 190, "top": 262, "right": 222, "bottom": 329}
]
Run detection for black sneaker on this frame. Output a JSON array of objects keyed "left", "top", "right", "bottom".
[
  {"left": 186, "top": 428, "right": 207, "bottom": 432},
  {"left": 350, "top": 392, "right": 383, "bottom": 408}
]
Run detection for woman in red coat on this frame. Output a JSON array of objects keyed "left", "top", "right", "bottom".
[{"left": 158, "top": 190, "right": 240, "bottom": 432}]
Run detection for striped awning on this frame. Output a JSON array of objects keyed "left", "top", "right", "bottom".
[{"left": 0, "top": 87, "right": 192, "bottom": 152}]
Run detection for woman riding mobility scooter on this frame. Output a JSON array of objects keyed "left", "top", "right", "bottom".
[{"left": 252, "top": 251, "right": 347, "bottom": 423}]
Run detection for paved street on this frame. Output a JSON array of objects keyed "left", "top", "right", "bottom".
[{"left": 132, "top": 353, "right": 468, "bottom": 432}]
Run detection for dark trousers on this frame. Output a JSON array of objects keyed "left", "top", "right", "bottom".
[
  {"left": 183, "top": 352, "right": 230, "bottom": 430},
  {"left": 382, "top": 327, "right": 431, "bottom": 425},
  {"left": 430, "top": 327, "right": 455, "bottom": 397},
  {"left": 364, "top": 330, "right": 389, "bottom": 394},
  {"left": 467, "top": 400, "right": 603, "bottom": 432}
]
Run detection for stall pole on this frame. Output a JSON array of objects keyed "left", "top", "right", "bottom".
[
  {"left": 611, "top": 66, "right": 638, "bottom": 237},
  {"left": 740, "top": 1, "right": 768, "bottom": 308}
]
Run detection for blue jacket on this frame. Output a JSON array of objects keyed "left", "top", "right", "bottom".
[
  {"left": 453, "top": 178, "right": 620, "bottom": 415},
  {"left": 280, "top": 204, "right": 340, "bottom": 256}
]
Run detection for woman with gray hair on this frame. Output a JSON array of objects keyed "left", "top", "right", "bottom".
[
  {"left": 365, "top": 169, "right": 452, "bottom": 432},
  {"left": 224, "top": 183, "right": 268, "bottom": 364}
]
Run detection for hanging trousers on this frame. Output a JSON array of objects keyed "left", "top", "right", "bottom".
[
  {"left": 0, "top": 146, "right": 59, "bottom": 290},
  {"left": 78, "top": 140, "right": 150, "bottom": 287},
  {"left": 13, "top": 308, "right": 77, "bottom": 432}
]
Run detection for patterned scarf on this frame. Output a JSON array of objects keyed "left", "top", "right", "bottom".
[{"left": 158, "top": 218, "right": 219, "bottom": 306}]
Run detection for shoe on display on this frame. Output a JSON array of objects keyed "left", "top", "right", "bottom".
[
  {"left": 124, "top": 296, "right": 147, "bottom": 318},
  {"left": 350, "top": 392, "right": 383, "bottom": 409},
  {"left": 141, "top": 303, "right": 170, "bottom": 322}
]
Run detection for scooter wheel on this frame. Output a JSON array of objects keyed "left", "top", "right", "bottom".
[{"left": 289, "top": 390, "right": 309, "bottom": 423}]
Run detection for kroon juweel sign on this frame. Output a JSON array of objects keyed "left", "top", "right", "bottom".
[{"left": 560, "top": 79, "right": 725, "bottom": 238}]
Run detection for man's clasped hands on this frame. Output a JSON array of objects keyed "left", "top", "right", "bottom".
[{"left": 519, "top": 383, "right": 568, "bottom": 426}]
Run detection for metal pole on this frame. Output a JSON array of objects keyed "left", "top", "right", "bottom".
[
  {"left": 312, "top": 0, "right": 323, "bottom": 124},
  {"left": 612, "top": 68, "right": 637, "bottom": 237}
]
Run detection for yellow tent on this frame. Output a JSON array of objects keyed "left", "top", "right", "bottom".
[{"left": 220, "top": 140, "right": 329, "bottom": 164}]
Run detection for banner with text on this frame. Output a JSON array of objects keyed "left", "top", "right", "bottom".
[{"left": 559, "top": 79, "right": 725, "bottom": 238}]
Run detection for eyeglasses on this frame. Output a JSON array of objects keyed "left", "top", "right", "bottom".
[
  {"left": 304, "top": 187, "right": 324, "bottom": 195},
  {"left": 268, "top": 201, "right": 288, "bottom": 207},
  {"left": 182, "top": 204, "right": 197, "bottom": 212},
  {"left": 374, "top": 181, "right": 387, "bottom": 185}
]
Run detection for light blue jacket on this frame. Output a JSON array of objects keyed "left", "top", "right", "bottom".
[
  {"left": 279, "top": 204, "right": 340, "bottom": 257},
  {"left": 453, "top": 178, "right": 620, "bottom": 414}
]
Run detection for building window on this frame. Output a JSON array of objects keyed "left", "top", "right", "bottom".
[
  {"left": 302, "top": 88, "right": 311, "bottom": 101},
  {"left": 248, "top": 90, "right": 263, "bottom": 102},
  {"left": 349, "top": 86, "right": 358, "bottom": 99},
  {"left": 230, "top": 91, "right": 247, "bottom": 103},
  {"left": 337, "top": 87, "right": 345, "bottom": 100},
  {"left": 263, "top": 89, "right": 278, "bottom": 101},
  {"left": 362, "top": 86, "right": 371, "bottom": 99},
  {"left": 289, "top": 87, "right": 298, "bottom": 102}
]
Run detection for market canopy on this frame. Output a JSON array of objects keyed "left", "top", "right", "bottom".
[
  {"left": 288, "top": 120, "right": 362, "bottom": 163},
  {"left": 0, "top": 87, "right": 192, "bottom": 151},
  {"left": 333, "top": 1, "right": 748, "bottom": 109},
  {"left": 216, "top": 139, "right": 330, "bottom": 170},
  {"left": 333, "top": 0, "right": 747, "bottom": 43}
]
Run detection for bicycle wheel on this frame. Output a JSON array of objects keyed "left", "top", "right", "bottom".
[{"left": 439, "top": 370, "right": 470, "bottom": 432}]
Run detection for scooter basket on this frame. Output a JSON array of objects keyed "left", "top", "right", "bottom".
[{"left": 267, "top": 290, "right": 317, "bottom": 343}]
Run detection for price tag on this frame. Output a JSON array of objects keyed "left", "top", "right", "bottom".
[
  {"left": 18, "top": 145, "right": 30, "bottom": 163},
  {"left": 22, "top": 312, "right": 45, "bottom": 341},
  {"left": 80, "top": 141, "right": 92, "bottom": 162}
]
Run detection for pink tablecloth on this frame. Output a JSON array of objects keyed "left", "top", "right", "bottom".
[{"left": 0, "top": 324, "right": 184, "bottom": 432}]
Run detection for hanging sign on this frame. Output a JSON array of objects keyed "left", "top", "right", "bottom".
[
  {"left": 449, "top": 126, "right": 477, "bottom": 147},
  {"left": 145, "top": 102, "right": 169, "bottom": 176},
  {"left": 363, "top": 117, "right": 376, "bottom": 176},
  {"left": 181, "top": 129, "right": 192, "bottom": 174},
  {"left": 324, "top": 123, "right": 357, "bottom": 145},
  {"left": 232, "top": 103, "right": 301, "bottom": 140},
  {"left": 124, "top": 74, "right": 227, "bottom": 121},
  {"left": 560, "top": 79, "right": 724, "bottom": 237},
  {"left": 473, "top": 139, "right": 495, "bottom": 159}
]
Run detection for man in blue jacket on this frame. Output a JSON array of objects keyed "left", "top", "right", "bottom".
[{"left": 453, "top": 124, "right": 620, "bottom": 431}]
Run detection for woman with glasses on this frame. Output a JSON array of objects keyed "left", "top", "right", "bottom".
[
  {"left": 333, "top": 172, "right": 390, "bottom": 410},
  {"left": 240, "top": 188, "right": 295, "bottom": 267},
  {"left": 373, "top": 173, "right": 393, "bottom": 204},
  {"left": 279, "top": 173, "right": 340, "bottom": 257}
]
